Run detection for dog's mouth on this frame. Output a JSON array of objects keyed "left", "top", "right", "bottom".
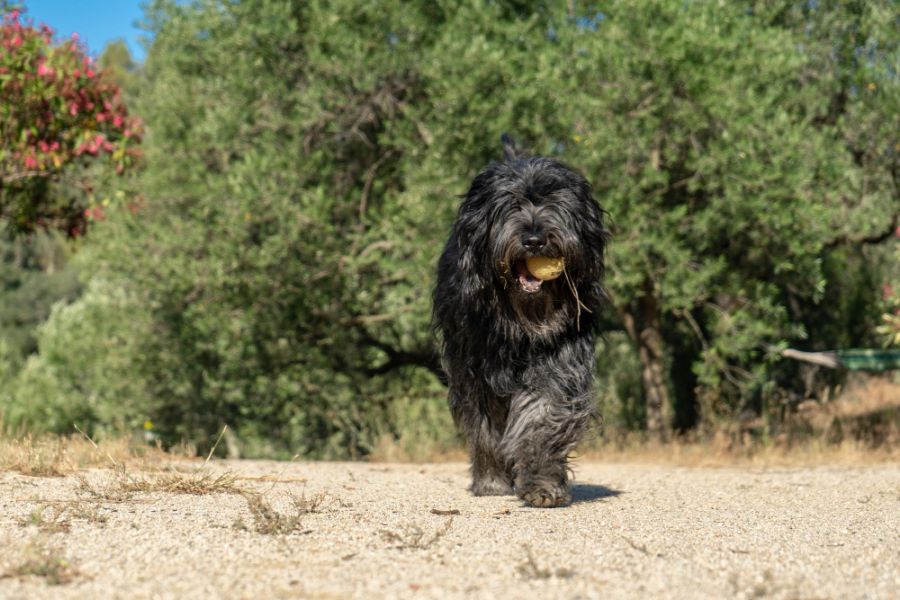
[{"left": 515, "top": 260, "right": 543, "bottom": 294}]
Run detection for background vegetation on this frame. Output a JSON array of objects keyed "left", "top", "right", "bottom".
[{"left": 1, "top": 0, "right": 897, "bottom": 458}]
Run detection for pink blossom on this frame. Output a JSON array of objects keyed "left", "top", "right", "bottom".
[
  {"left": 24, "top": 155, "right": 38, "bottom": 169},
  {"left": 37, "top": 62, "right": 54, "bottom": 77},
  {"left": 96, "top": 113, "right": 107, "bottom": 123},
  {"left": 112, "top": 114, "right": 123, "bottom": 128},
  {"left": 85, "top": 68, "right": 95, "bottom": 78},
  {"left": 69, "top": 103, "right": 78, "bottom": 116},
  {"left": 11, "top": 35, "right": 22, "bottom": 47},
  {"left": 84, "top": 206, "right": 106, "bottom": 221}
]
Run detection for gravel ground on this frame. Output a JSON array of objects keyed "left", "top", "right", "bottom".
[{"left": 1, "top": 460, "right": 898, "bottom": 599}]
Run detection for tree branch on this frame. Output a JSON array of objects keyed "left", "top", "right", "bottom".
[
  {"left": 825, "top": 211, "right": 900, "bottom": 248},
  {"left": 359, "top": 333, "right": 442, "bottom": 379}
]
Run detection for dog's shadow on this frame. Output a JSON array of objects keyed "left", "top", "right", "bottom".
[{"left": 570, "top": 483, "right": 622, "bottom": 504}]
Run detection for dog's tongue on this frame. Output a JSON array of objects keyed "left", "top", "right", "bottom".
[{"left": 516, "top": 261, "right": 542, "bottom": 293}]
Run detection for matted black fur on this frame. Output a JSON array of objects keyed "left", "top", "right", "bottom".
[{"left": 433, "top": 136, "right": 608, "bottom": 508}]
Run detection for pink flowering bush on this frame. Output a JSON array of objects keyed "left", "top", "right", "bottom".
[{"left": 0, "top": 9, "right": 141, "bottom": 235}]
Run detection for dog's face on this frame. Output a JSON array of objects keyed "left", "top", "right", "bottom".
[
  {"left": 458, "top": 157, "right": 606, "bottom": 311},
  {"left": 489, "top": 164, "right": 585, "bottom": 299}
]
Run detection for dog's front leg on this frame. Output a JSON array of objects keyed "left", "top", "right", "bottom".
[
  {"left": 449, "top": 389, "right": 514, "bottom": 496},
  {"left": 502, "top": 391, "right": 591, "bottom": 507},
  {"left": 470, "top": 418, "right": 514, "bottom": 496}
]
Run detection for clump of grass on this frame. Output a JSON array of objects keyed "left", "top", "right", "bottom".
[
  {"left": 19, "top": 501, "right": 110, "bottom": 533},
  {"left": 119, "top": 425, "right": 243, "bottom": 495},
  {"left": 75, "top": 463, "right": 245, "bottom": 503},
  {"left": 76, "top": 467, "right": 245, "bottom": 500},
  {"left": 75, "top": 471, "right": 134, "bottom": 503},
  {"left": 516, "top": 545, "right": 574, "bottom": 580},
  {"left": 239, "top": 495, "right": 305, "bottom": 535},
  {"left": 380, "top": 518, "right": 453, "bottom": 550},
  {"left": 65, "top": 501, "right": 109, "bottom": 525},
  {"left": 291, "top": 490, "right": 327, "bottom": 513},
  {"left": 71, "top": 424, "right": 244, "bottom": 498},
  {"left": 119, "top": 469, "right": 243, "bottom": 495},
  {"left": 19, "top": 505, "right": 71, "bottom": 534},
  {"left": 1, "top": 538, "right": 80, "bottom": 585},
  {"left": 235, "top": 491, "right": 326, "bottom": 535}
]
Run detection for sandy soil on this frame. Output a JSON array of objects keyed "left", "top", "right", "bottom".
[{"left": 1, "top": 459, "right": 898, "bottom": 599}]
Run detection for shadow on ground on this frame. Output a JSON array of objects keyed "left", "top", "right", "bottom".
[{"left": 570, "top": 483, "right": 622, "bottom": 504}]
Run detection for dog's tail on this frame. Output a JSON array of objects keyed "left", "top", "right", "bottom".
[{"left": 500, "top": 133, "right": 520, "bottom": 161}]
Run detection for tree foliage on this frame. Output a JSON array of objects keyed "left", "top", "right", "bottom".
[
  {"left": 1, "top": 0, "right": 896, "bottom": 454},
  {"left": 557, "top": 0, "right": 898, "bottom": 433}
]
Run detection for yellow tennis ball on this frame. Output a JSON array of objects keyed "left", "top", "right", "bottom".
[{"left": 525, "top": 256, "right": 565, "bottom": 281}]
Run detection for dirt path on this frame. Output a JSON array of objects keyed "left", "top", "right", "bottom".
[{"left": 1, "top": 460, "right": 898, "bottom": 599}]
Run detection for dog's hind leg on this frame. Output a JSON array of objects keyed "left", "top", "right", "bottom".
[{"left": 502, "top": 391, "right": 592, "bottom": 507}]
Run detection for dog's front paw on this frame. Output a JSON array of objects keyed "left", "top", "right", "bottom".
[{"left": 517, "top": 483, "right": 570, "bottom": 508}]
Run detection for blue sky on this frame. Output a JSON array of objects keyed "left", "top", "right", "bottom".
[{"left": 22, "top": 0, "right": 147, "bottom": 61}]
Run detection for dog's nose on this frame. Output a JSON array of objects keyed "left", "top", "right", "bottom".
[{"left": 523, "top": 234, "right": 546, "bottom": 251}]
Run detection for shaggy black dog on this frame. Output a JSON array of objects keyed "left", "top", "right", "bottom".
[{"left": 433, "top": 136, "right": 608, "bottom": 508}]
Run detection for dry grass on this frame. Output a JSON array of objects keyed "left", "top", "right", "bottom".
[
  {"left": 516, "top": 545, "right": 575, "bottom": 580},
  {"left": 118, "top": 469, "right": 243, "bottom": 495},
  {"left": 368, "top": 434, "right": 467, "bottom": 463},
  {"left": 75, "top": 471, "right": 136, "bottom": 502},
  {"left": 234, "top": 491, "right": 325, "bottom": 535},
  {"left": 2, "top": 378, "right": 897, "bottom": 478},
  {"left": 580, "top": 434, "right": 899, "bottom": 467},
  {"left": 18, "top": 501, "right": 110, "bottom": 533},
  {"left": 72, "top": 465, "right": 247, "bottom": 504},
  {"left": 0, "top": 435, "right": 134, "bottom": 477},
  {"left": 64, "top": 500, "right": 109, "bottom": 525},
  {"left": 368, "top": 376, "right": 900, "bottom": 467},
  {"left": 380, "top": 518, "right": 453, "bottom": 550},
  {"left": 796, "top": 375, "right": 900, "bottom": 425},
  {"left": 2, "top": 425, "right": 248, "bottom": 502},
  {"left": 19, "top": 505, "right": 71, "bottom": 534},
  {"left": 1, "top": 537, "right": 81, "bottom": 586},
  {"left": 0, "top": 431, "right": 180, "bottom": 478},
  {"left": 583, "top": 376, "right": 900, "bottom": 467}
]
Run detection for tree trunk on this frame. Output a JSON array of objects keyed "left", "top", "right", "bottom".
[{"left": 621, "top": 295, "right": 671, "bottom": 443}]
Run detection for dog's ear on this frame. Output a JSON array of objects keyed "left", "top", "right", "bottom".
[
  {"left": 577, "top": 192, "right": 611, "bottom": 317},
  {"left": 501, "top": 133, "right": 519, "bottom": 161},
  {"left": 450, "top": 170, "right": 498, "bottom": 306}
]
